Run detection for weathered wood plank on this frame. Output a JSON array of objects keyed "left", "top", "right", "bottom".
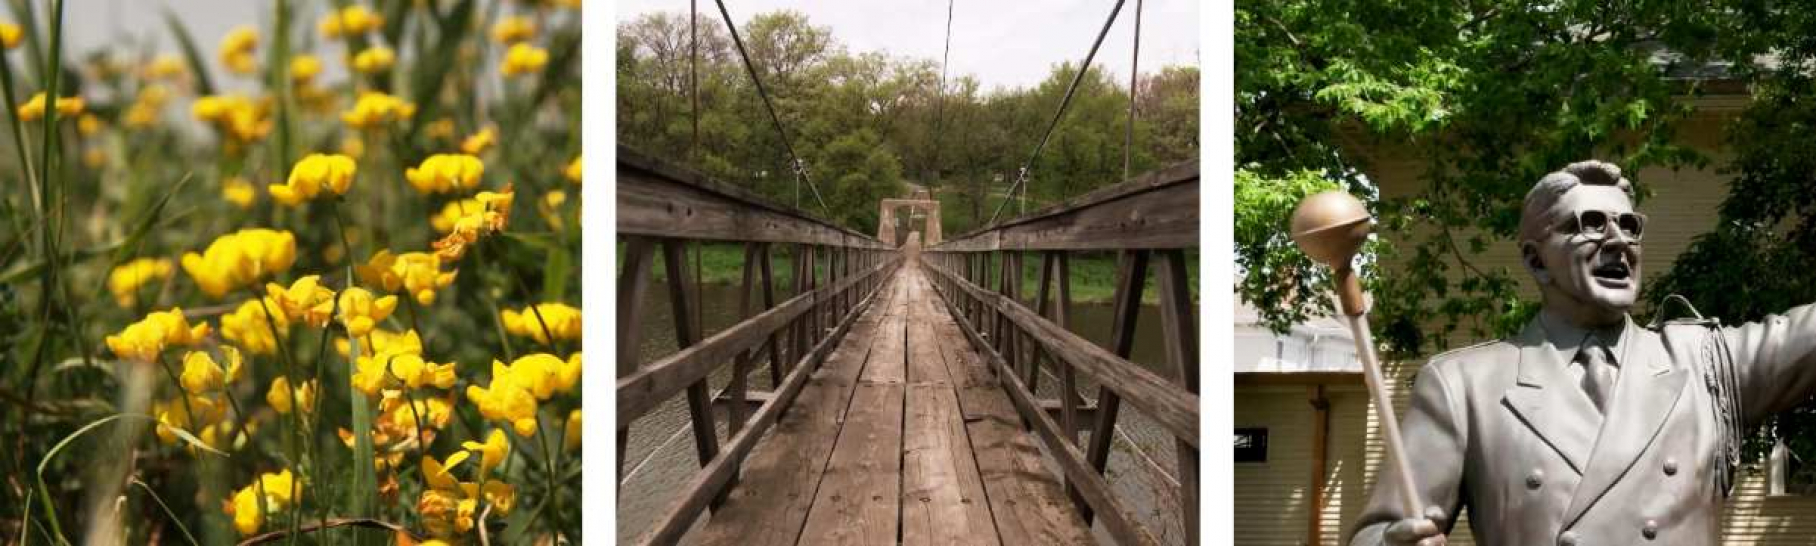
[
  {"left": 683, "top": 281, "right": 901, "bottom": 546},
  {"left": 617, "top": 259, "right": 895, "bottom": 427},
  {"left": 617, "top": 146, "right": 889, "bottom": 248},
  {"left": 930, "top": 284, "right": 1162, "bottom": 546},
  {"left": 901, "top": 269, "right": 997, "bottom": 546},
  {"left": 925, "top": 263, "right": 1200, "bottom": 448},
  {"left": 796, "top": 380, "right": 907, "bottom": 545},
  {"left": 635, "top": 263, "right": 899, "bottom": 546},
  {"left": 921, "top": 279, "right": 1094, "bottom": 545},
  {"left": 934, "top": 161, "right": 1198, "bottom": 252}
]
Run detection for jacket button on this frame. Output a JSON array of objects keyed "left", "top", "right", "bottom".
[
  {"left": 1527, "top": 470, "right": 1544, "bottom": 489},
  {"left": 1559, "top": 531, "right": 1579, "bottom": 546},
  {"left": 1664, "top": 459, "right": 1678, "bottom": 476},
  {"left": 1643, "top": 519, "right": 1659, "bottom": 540}
]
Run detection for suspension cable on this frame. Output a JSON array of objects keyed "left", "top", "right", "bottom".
[
  {"left": 1124, "top": 0, "right": 1143, "bottom": 182},
  {"left": 932, "top": 0, "right": 954, "bottom": 188},
  {"left": 986, "top": 0, "right": 1128, "bottom": 226},
  {"left": 713, "top": 0, "right": 832, "bottom": 216}
]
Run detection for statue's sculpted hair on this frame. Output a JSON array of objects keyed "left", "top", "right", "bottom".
[{"left": 1519, "top": 160, "right": 1634, "bottom": 243}]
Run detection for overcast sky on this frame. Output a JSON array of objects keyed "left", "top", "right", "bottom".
[{"left": 617, "top": 0, "right": 1200, "bottom": 93}]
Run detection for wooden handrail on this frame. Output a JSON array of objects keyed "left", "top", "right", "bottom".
[
  {"left": 923, "top": 160, "right": 1201, "bottom": 546},
  {"left": 616, "top": 148, "right": 904, "bottom": 546}
]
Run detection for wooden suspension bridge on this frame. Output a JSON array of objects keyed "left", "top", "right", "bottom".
[{"left": 616, "top": 146, "right": 1200, "bottom": 546}]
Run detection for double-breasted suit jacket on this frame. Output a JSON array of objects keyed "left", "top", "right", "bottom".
[{"left": 1350, "top": 304, "right": 1816, "bottom": 546}]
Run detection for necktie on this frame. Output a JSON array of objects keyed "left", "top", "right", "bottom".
[{"left": 1580, "top": 340, "right": 1616, "bottom": 413}]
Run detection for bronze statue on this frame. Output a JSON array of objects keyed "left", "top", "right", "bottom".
[{"left": 1338, "top": 161, "right": 1816, "bottom": 545}]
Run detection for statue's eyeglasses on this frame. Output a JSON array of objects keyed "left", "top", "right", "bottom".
[{"left": 1560, "top": 210, "right": 1646, "bottom": 242}]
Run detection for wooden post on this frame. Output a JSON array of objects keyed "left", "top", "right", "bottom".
[
  {"left": 616, "top": 238, "right": 658, "bottom": 486},
  {"left": 662, "top": 240, "right": 726, "bottom": 509},
  {"left": 1076, "top": 249, "right": 1149, "bottom": 524},
  {"left": 1156, "top": 249, "right": 1198, "bottom": 545}
]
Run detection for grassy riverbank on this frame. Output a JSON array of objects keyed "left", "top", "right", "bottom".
[{"left": 619, "top": 242, "right": 1199, "bottom": 305}]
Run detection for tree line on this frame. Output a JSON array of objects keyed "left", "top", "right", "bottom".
[{"left": 618, "top": 9, "right": 1198, "bottom": 235}]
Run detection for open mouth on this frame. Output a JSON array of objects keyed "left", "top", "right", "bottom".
[{"left": 1591, "top": 258, "right": 1631, "bottom": 285}]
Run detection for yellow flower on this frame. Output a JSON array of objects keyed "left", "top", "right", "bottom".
[
  {"left": 227, "top": 469, "right": 299, "bottom": 536},
  {"left": 77, "top": 114, "right": 102, "bottom": 135},
  {"left": 221, "top": 297, "right": 289, "bottom": 356},
  {"left": 182, "top": 229, "right": 298, "bottom": 298},
  {"left": 501, "top": 43, "right": 548, "bottom": 76},
  {"left": 432, "top": 184, "right": 514, "bottom": 260},
  {"left": 268, "top": 376, "right": 317, "bottom": 415},
  {"left": 356, "top": 250, "right": 458, "bottom": 306},
  {"left": 143, "top": 54, "right": 185, "bottom": 80},
  {"left": 222, "top": 177, "right": 257, "bottom": 208},
  {"left": 462, "top": 429, "right": 510, "bottom": 476},
  {"left": 266, "top": 275, "right": 336, "bottom": 328},
  {"left": 405, "top": 153, "right": 485, "bottom": 194},
  {"left": 340, "top": 327, "right": 420, "bottom": 359},
  {"left": 125, "top": 85, "right": 171, "bottom": 128},
  {"left": 466, "top": 374, "right": 540, "bottom": 437},
  {"left": 179, "top": 348, "right": 243, "bottom": 394},
  {"left": 106, "top": 308, "right": 211, "bottom": 363},
  {"left": 337, "top": 287, "right": 398, "bottom": 338},
  {"left": 193, "top": 94, "right": 271, "bottom": 143},
  {"left": 0, "top": 22, "right": 20, "bottom": 49},
  {"left": 500, "top": 302, "right": 581, "bottom": 345},
  {"left": 460, "top": 127, "right": 496, "bottom": 155},
  {"left": 108, "top": 257, "right": 174, "bottom": 308},
  {"left": 342, "top": 91, "right": 414, "bottom": 129},
  {"left": 431, "top": 199, "right": 482, "bottom": 234},
  {"left": 289, "top": 54, "right": 322, "bottom": 85},
  {"left": 219, "top": 26, "right": 259, "bottom": 75},
  {"left": 320, "top": 4, "right": 384, "bottom": 38},
  {"left": 565, "top": 156, "right": 582, "bottom": 184},
  {"left": 417, "top": 487, "right": 478, "bottom": 536},
  {"left": 381, "top": 393, "right": 453, "bottom": 437},
  {"left": 351, "top": 46, "right": 395, "bottom": 74},
  {"left": 491, "top": 16, "right": 536, "bottom": 44},
  {"left": 270, "top": 153, "right": 357, "bottom": 206},
  {"left": 17, "top": 92, "right": 85, "bottom": 122},
  {"left": 540, "top": 190, "right": 568, "bottom": 230},
  {"left": 154, "top": 394, "right": 224, "bottom": 445},
  {"left": 564, "top": 408, "right": 581, "bottom": 452}
]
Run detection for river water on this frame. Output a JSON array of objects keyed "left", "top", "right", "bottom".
[{"left": 617, "top": 270, "right": 1195, "bottom": 545}]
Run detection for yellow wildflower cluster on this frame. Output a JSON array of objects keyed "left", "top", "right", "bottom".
[
  {"left": 223, "top": 177, "right": 258, "bottom": 208},
  {"left": 466, "top": 352, "right": 581, "bottom": 436},
  {"left": 431, "top": 199, "right": 482, "bottom": 234},
  {"left": 142, "top": 54, "right": 186, "bottom": 81},
  {"left": 270, "top": 153, "right": 357, "bottom": 206},
  {"left": 405, "top": 153, "right": 485, "bottom": 194},
  {"left": 182, "top": 228, "right": 298, "bottom": 298},
  {"left": 419, "top": 429, "right": 517, "bottom": 538},
  {"left": 337, "top": 287, "right": 399, "bottom": 337},
  {"left": 267, "top": 376, "right": 318, "bottom": 415},
  {"left": 219, "top": 26, "right": 259, "bottom": 75},
  {"left": 432, "top": 184, "right": 514, "bottom": 260},
  {"left": 342, "top": 91, "right": 416, "bottom": 129},
  {"left": 501, "top": 302, "right": 581, "bottom": 345},
  {"left": 17, "top": 92, "right": 85, "bottom": 122},
  {"left": 357, "top": 250, "right": 458, "bottom": 306},
  {"left": 124, "top": 84, "right": 172, "bottom": 128},
  {"left": 108, "top": 257, "right": 174, "bottom": 308},
  {"left": 461, "top": 127, "right": 497, "bottom": 155},
  {"left": 319, "top": 4, "right": 384, "bottom": 38},
  {"left": 565, "top": 408, "right": 582, "bottom": 452},
  {"left": 565, "top": 156, "right": 582, "bottom": 184},
  {"left": 105, "top": 308, "right": 210, "bottom": 363},
  {"left": 492, "top": 16, "right": 537, "bottom": 44},
  {"left": 221, "top": 297, "right": 289, "bottom": 356},
  {"left": 155, "top": 347, "right": 248, "bottom": 451},
  {"left": 0, "top": 21, "right": 20, "bottom": 49},
  {"left": 290, "top": 54, "right": 323, "bottom": 85},
  {"left": 266, "top": 275, "right": 337, "bottom": 328},
  {"left": 502, "top": 43, "right": 549, "bottom": 76},
  {"left": 193, "top": 94, "right": 273, "bottom": 144},
  {"left": 226, "top": 469, "right": 299, "bottom": 535},
  {"left": 350, "top": 329, "right": 456, "bottom": 395},
  {"left": 352, "top": 46, "right": 396, "bottom": 74}
]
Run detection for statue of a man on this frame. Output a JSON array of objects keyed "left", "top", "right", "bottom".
[{"left": 1351, "top": 161, "right": 1816, "bottom": 545}]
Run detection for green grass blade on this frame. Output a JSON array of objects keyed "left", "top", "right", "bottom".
[
  {"left": 131, "top": 478, "right": 201, "bottom": 546},
  {"left": 34, "top": 413, "right": 224, "bottom": 544},
  {"left": 161, "top": 10, "right": 216, "bottom": 96}
]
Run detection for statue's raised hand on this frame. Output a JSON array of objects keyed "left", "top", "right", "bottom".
[{"left": 1383, "top": 506, "right": 1447, "bottom": 546}]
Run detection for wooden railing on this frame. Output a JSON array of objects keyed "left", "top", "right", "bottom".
[
  {"left": 615, "top": 146, "right": 902, "bottom": 545},
  {"left": 923, "top": 160, "right": 1201, "bottom": 546}
]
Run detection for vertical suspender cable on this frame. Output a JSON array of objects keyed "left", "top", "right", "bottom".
[
  {"left": 691, "top": 0, "right": 700, "bottom": 161},
  {"left": 933, "top": 0, "right": 954, "bottom": 189},
  {"left": 714, "top": 0, "right": 832, "bottom": 217},
  {"left": 986, "top": 0, "right": 1127, "bottom": 225},
  {"left": 1125, "top": 0, "right": 1142, "bottom": 182}
]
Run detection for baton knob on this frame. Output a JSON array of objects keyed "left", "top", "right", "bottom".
[{"left": 1291, "top": 190, "right": 1372, "bottom": 269}]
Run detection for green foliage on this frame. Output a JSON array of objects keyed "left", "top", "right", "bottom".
[
  {"left": 1237, "top": 0, "right": 1716, "bottom": 356},
  {"left": 617, "top": 9, "right": 1198, "bottom": 234}
]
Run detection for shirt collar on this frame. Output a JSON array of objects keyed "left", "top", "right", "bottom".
[{"left": 1536, "top": 308, "right": 1630, "bottom": 367}]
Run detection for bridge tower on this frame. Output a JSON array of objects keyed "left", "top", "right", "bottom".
[{"left": 877, "top": 197, "right": 941, "bottom": 247}]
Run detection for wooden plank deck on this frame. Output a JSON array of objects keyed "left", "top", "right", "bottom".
[{"left": 690, "top": 266, "right": 1092, "bottom": 545}]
